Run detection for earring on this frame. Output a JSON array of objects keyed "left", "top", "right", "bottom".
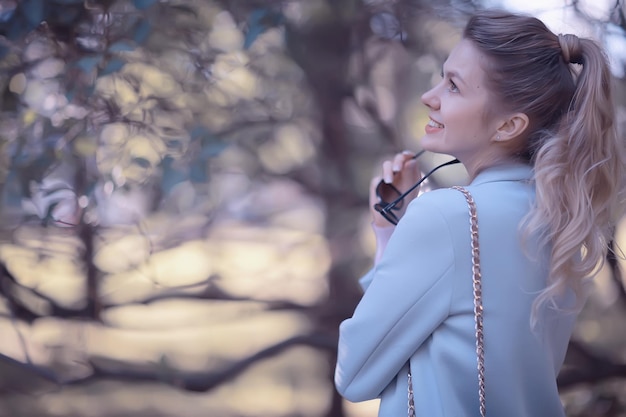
[{"left": 496, "top": 134, "right": 501, "bottom": 141}]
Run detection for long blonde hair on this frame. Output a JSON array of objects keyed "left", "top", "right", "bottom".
[{"left": 464, "top": 11, "right": 626, "bottom": 317}]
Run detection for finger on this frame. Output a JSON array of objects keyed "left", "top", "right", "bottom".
[
  {"left": 397, "top": 158, "right": 420, "bottom": 192},
  {"left": 401, "top": 149, "right": 418, "bottom": 162},
  {"left": 393, "top": 151, "right": 422, "bottom": 173},
  {"left": 382, "top": 160, "right": 394, "bottom": 183},
  {"left": 404, "top": 156, "right": 420, "bottom": 176},
  {"left": 392, "top": 153, "right": 407, "bottom": 172}
]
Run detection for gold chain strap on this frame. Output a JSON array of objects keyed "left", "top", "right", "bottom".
[
  {"left": 407, "top": 370, "right": 415, "bottom": 417},
  {"left": 407, "top": 186, "right": 485, "bottom": 417},
  {"left": 453, "top": 186, "right": 486, "bottom": 416}
]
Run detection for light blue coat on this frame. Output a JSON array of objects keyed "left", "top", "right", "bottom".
[{"left": 335, "top": 163, "right": 578, "bottom": 417}]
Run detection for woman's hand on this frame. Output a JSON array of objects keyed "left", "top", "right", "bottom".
[{"left": 369, "top": 151, "right": 422, "bottom": 228}]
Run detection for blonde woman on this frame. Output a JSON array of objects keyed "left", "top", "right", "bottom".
[{"left": 335, "top": 10, "right": 625, "bottom": 417}]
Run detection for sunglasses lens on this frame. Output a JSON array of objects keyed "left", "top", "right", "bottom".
[
  {"left": 375, "top": 180, "right": 404, "bottom": 209},
  {"left": 383, "top": 212, "right": 398, "bottom": 225},
  {"left": 374, "top": 203, "right": 399, "bottom": 226}
]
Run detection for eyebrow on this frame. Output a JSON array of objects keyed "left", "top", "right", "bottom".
[{"left": 442, "top": 69, "right": 466, "bottom": 86}]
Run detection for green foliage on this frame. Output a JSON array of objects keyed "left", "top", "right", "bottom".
[
  {"left": 133, "top": 0, "right": 158, "bottom": 10},
  {"left": 0, "top": 0, "right": 319, "bottom": 233},
  {"left": 21, "top": 0, "right": 45, "bottom": 28},
  {"left": 0, "top": 0, "right": 244, "bottom": 227},
  {"left": 0, "top": 0, "right": 86, "bottom": 47},
  {"left": 244, "top": 7, "right": 284, "bottom": 49},
  {"left": 132, "top": 18, "right": 152, "bottom": 43}
]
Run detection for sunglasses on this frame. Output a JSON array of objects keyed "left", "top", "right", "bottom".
[{"left": 373, "top": 151, "right": 460, "bottom": 225}]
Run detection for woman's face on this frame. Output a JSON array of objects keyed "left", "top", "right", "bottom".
[{"left": 421, "top": 39, "right": 503, "bottom": 174}]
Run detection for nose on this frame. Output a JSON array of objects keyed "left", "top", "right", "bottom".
[{"left": 421, "top": 85, "right": 440, "bottom": 110}]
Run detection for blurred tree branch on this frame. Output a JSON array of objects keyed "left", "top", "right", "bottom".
[{"left": 61, "top": 332, "right": 336, "bottom": 392}]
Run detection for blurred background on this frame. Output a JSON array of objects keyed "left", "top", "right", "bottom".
[{"left": 0, "top": 0, "right": 624, "bottom": 416}]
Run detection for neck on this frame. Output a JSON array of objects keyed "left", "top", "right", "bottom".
[{"left": 462, "top": 155, "right": 523, "bottom": 181}]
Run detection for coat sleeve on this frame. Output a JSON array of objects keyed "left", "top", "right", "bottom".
[{"left": 335, "top": 192, "right": 456, "bottom": 402}]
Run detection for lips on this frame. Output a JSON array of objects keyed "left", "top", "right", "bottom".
[{"left": 424, "top": 117, "right": 444, "bottom": 135}]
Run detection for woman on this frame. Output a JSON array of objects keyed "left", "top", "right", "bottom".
[{"left": 335, "top": 9, "right": 625, "bottom": 417}]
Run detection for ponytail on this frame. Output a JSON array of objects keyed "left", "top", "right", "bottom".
[{"left": 526, "top": 36, "right": 625, "bottom": 315}]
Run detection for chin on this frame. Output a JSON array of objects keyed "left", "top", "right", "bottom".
[{"left": 420, "top": 137, "right": 445, "bottom": 154}]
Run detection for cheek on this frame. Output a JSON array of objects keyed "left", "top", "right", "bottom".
[{"left": 458, "top": 106, "right": 489, "bottom": 133}]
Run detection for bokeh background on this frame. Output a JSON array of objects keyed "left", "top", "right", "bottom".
[{"left": 0, "top": 0, "right": 624, "bottom": 416}]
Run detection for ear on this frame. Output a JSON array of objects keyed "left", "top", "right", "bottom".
[{"left": 493, "top": 113, "right": 530, "bottom": 142}]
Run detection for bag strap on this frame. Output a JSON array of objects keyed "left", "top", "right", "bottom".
[
  {"left": 453, "top": 186, "right": 486, "bottom": 416},
  {"left": 407, "top": 186, "right": 486, "bottom": 417}
]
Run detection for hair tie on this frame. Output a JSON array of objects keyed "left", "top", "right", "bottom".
[{"left": 558, "top": 33, "right": 583, "bottom": 64}]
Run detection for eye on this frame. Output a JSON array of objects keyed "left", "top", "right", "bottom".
[{"left": 440, "top": 70, "right": 459, "bottom": 93}]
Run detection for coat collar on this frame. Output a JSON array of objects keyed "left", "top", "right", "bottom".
[{"left": 470, "top": 163, "right": 534, "bottom": 186}]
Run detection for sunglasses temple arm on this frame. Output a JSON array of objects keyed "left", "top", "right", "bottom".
[
  {"left": 410, "top": 149, "right": 427, "bottom": 160},
  {"left": 386, "top": 159, "right": 461, "bottom": 207}
]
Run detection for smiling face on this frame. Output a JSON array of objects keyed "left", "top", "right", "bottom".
[{"left": 421, "top": 39, "right": 509, "bottom": 176}]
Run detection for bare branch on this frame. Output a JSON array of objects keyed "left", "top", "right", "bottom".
[{"left": 62, "top": 333, "right": 336, "bottom": 392}]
